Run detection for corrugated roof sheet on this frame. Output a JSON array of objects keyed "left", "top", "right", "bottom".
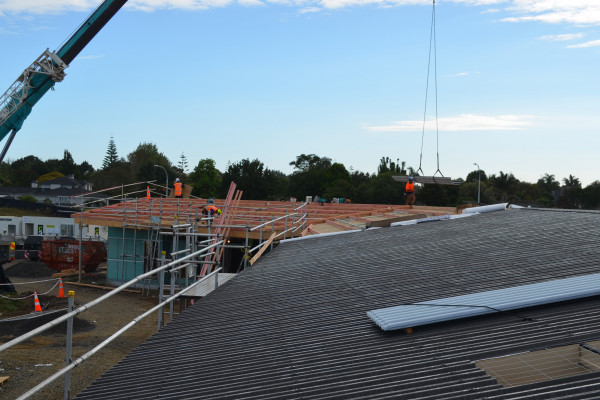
[
  {"left": 75, "top": 208, "right": 600, "bottom": 400},
  {"left": 368, "top": 272, "right": 600, "bottom": 331}
]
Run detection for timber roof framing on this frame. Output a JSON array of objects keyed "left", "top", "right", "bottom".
[{"left": 76, "top": 198, "right": 456, "bottom": 239}]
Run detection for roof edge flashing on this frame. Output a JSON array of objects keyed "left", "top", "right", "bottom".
[
  {"left": 279, "top": 228, "right": 361, "bottom": 243},
  {"left": 391, "top": 213, "right": 472, "bottom": 227},
  {"left": 462, "top": 203, "right": 509, "bottom": 215}
]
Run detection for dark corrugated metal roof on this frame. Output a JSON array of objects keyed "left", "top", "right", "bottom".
[{"left": 75, "top": 208, "right": 600, "bottom": 399}]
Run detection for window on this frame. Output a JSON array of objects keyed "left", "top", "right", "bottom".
[
  {"left": 7, "top": 225, "right": 16, "bottom": 234},
  {"left": 61, "top": 224, "right": 74, "bottom": 236}
]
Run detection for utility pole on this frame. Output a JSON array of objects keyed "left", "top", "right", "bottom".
[{"left": 473, "top": 163, "right": 481, "bottom": 204}]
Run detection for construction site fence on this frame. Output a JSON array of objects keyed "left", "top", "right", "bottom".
[{"left": 0, "top": 241, "right": 224, "bottom": 400}]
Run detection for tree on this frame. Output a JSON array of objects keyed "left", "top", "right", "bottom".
[
  {"left": 7, "top": 155, "right": 48, "bottom": 186},
  {"left": 489, "top": 171, "right": 519, "bottom": 202},
  {"left": 288, "top": 154, "right": 332, "bottom": 199},
  {"left": 38, "top": 171, "right": 65, "bottom": 183},
  {"left": 582, "top": 181, "right": 600, "bottom": 210},
  {"left": 537, "top": 173, "right": 560, "bottom": 193},
  {"left": 178, "top": 153, "right": 189, "bottom": 177},
  {"left": 289, "top": 154, "right": 331, "bottom": 172},
  {"left": 513, "top": 182, "right": 543, "bottom": 204},
  {"left": 18, "top": 195, "right": 37, "bottom": 203},
  {"left": 102, "top": 136, "right": 119, "bottom": 170},
  {"left": 362, "top": 172, "right": 403, "bottom": 204},
  {"left": 418, "top": 184, "right": 460, "bottom": 207},
  {"left": 90, "top": 159, "right": 133, "bottom": 190},
  {"left": 75, "top": 161, "right": 95, "bottom": 181},
  {"left": 536, "top": 173, "right": 561, "bottom": 207},
  {"left": 189, "top": 159, "right": 221, "bottom": 198},
  {"left": 557, "top": 174, "right": 583, "bottom": 209},
  {"left": 377, "top": 157, "right": 406, "bottom": 175},
  {"left": 322, "top": 163, "right": 351, "bottom": 189},
  {"left": 59, "top": 149, "right": 76, "bottom": 175},
  {"left": 127, "top": 142, "right": 171, "bottom": 182},
  {"left": 221, "top": 159, "right": 268, "bottom": 200},
  {"left": 465, "top": 169, "right": 488, "bottom": 183},
  {"left": 562, "top": 174, "right": 582, "bottom": 190},
  {"left": 263, "top": 169, "right": 290, "bottom": 200}
]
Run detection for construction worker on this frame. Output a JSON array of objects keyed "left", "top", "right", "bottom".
[
  {"left": 405, "top": 177, "right": 416, "bottom": 207},
  {"left": 201, "top": 204, "right": 222, "bottom": 216},
  {"left": 174, "top": 178, "right": 184, "bottom": 198}
]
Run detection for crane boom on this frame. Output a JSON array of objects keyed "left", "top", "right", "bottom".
[{"left": 0, "top": 0, "right": 127, "bottom": 162}]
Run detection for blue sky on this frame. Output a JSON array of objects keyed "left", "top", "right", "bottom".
[{"left": 1, "top": 0, "right": 599, "bottom": 185}]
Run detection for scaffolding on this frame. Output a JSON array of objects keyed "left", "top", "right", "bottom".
[{"left": 75, "top": 181, "right": 311, "bottom": 291}]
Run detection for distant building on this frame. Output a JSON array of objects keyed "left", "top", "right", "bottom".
[
  {"left": 31, "top": 174, "right": 93, "bottom": 191},
  {"left": 0, "top": 173, "right": 104, "bottom": 206}
]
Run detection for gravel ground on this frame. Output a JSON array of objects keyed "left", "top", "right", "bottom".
[{"left": 0, "top": 261, "right": 161, "bottom": 400}]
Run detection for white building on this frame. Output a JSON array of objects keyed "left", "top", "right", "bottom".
[{"left": 0, "top": 216, "right": 108, "bottom": 241}]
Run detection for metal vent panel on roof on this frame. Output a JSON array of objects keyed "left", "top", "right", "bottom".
[{"left": 367, "top": 273, "right": 600, "bottom": 331}]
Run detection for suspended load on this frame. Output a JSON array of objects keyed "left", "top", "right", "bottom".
[
  {"left": 392, "top": 175, "right": 462, "bottom": 186},
  {"left": 406, "top": 0, "right": 461, "bottom": 186}
]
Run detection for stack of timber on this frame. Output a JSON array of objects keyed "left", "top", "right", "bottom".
[{"left": 393, "top": 175, "right": 463, "bottom": 185}]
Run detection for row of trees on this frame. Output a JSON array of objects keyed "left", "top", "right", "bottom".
[{"left": 1, "top": 139, "right": 599, "bottom": 210}]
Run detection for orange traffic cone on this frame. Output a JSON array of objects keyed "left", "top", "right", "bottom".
[
  {"left": 33, "top": 292, "right": 42, "bottom": 312},
  {"left": 57, "top": 278, "right": 66, "bottom": 298}
]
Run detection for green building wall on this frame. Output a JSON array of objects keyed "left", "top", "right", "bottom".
[{"left": 107, "top": 227, "right": 188, "bottom": 285}]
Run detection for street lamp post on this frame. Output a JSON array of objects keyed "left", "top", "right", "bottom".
[
  {"left": 154, "top": 164, "right": 168, "bottom": 197},
  {"left": 473, "top": 163, "right": 480, "bottom": 204}
]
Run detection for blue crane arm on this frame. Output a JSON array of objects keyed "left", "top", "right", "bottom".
[
  {"left": 0, "top": 0, "right": 127, "bottom": 151},
  {"left": 57, "top": 0, "right": 128, "bottom": 65}
]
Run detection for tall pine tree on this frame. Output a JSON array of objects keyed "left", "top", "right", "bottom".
[
  {"left": 102, "top": 136, "right": 118, "bottom": 169},
  {"left": 178, "top": 152, "right": 189, "bottom": 176}
]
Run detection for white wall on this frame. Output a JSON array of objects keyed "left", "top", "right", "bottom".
[
  {"left": 0, "top": 216, "right": 22, "bottom": 235},
  {"left": 0, "top": 216, "right": 109, "bottom": 240}
]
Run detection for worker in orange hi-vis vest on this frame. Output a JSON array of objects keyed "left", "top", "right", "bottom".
[
  {"left": 146, "top": 186, "right": 151, "bottom": 201},
  {"left": 174, "top": 178, "right": 184, "bottom": 198},
  {"left": 201, "top": 205, "right": 222, "bottom": 216},
  {"left": 405, "top": 177, "right": 416, "bottom": 207}
]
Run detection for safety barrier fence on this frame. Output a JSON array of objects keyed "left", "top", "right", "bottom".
[
  {"left": 0, "top": 278, "right": 61, "bottom": 300},
  {"left": 0, "top": 241, "right": 223, "bottom": 400}
]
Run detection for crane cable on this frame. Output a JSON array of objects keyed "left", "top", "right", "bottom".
[{"left": 417, "top": 0, "right": 443, "bottom": 178}]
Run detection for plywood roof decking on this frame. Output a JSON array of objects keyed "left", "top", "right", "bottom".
[
  {"left": 75, "top": 208, "right": 600, "bottom": 400},
  {"left": 77, "top": 198, "right": 455, "bottom": 239}
]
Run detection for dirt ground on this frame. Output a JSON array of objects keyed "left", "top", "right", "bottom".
[{"left": 0, "top": 260, "right": 161, "bottom": 400}]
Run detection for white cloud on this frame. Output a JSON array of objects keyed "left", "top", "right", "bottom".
[
  {"left": 0, "top": 0, "right": 97, "bottom": 14},
  {"left": 452, "top": 0, "right": 506, "bottom": 5},
  {"left": 503, "top": 1, "right": 600, "bottom": 25},
  {"left": 538, "top": 33, "right": 585, "bottom": 41},
  {"left": 481, "top": 8, "right": 502, "bottom": 14},
  {"left": 127, "top": 0, "right": 234, "bottom": 11},
  {"left": 239, "top": 0, "right": 265, "bottom": 6},
  {"left": 299, "top": 6, "right": 321, "bottom": 13},
  {"left": 567, "top": 39, "right": 600, "bottom": 48},
  {"left": 366, "top": 114, "right": 535, "bottom": 132}
]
